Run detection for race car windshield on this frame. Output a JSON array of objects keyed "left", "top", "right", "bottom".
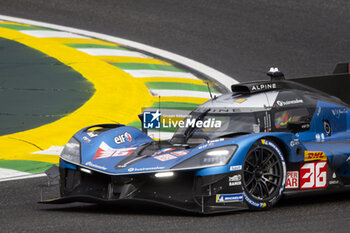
[{"left": 170, "top": 111, "right": 260, "bottom": 144}]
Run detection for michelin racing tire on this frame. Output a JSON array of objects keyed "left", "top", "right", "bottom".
[{"left": 242, "top": 139, "right": 286, "bottom": 210}]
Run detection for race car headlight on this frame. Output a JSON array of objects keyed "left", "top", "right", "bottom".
[
  {"left": 60, "top": 137, "right": 81, "bottom": 163},
  {"left": 173, "top": 145, "right": 237, "bottom": 169}
]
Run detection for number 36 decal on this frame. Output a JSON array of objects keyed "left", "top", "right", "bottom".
[{"left": 300, "top": 161, "right": 327, "bottom": 189}]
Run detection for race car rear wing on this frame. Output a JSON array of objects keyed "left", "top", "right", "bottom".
[{"left": 289, "top": 62, "right": 350, "bottom": 105}]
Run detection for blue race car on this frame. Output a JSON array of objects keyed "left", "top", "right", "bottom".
[{"left": 43, "top": 63, "right": 350, "bottom": 213}]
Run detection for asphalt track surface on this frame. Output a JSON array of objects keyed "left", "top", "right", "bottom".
[
  {"left": 1, "top": 177, "right": 350, "bottom": 233},
  {"left": 1, "top": 0, "right": 350, "bottom": 232}
]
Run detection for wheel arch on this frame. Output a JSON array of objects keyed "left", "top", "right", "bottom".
[{"left": 260, "top": 136, "right": 289, "bottom": 161}]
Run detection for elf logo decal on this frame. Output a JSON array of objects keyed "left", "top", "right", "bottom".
[
  {"left": 300, "top": 161, "right": 327, "bottom": 189},
  {"left": 114, "top": 132, "right": 132, "bottom": 144},
  {"left": 286, "top": 171, "right": 299, "bottom": 189},
  {"left": 304, "top": 151, "right": 327, "bottom": 161}
]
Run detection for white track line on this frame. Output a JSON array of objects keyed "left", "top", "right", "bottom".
[
  {"left": 31, "top": 146, "right": 63, "bottom": 156},
  {"left": 0, "top": 168, "right": 29, "bottom": 179},
  {"left": 123, "top": 70, "right": 199, "bottom": 79},
  {"left": 0, "top": 14, "right": 238, "bottom": 89},
  {"left": 0, "top": 171, "right": 46, "bottom": 183},
  {"left": 19, "top": 30, "right": 90, "bottom": 38},
  {"left": 149, "top": 89, "right": 211, "bottom": 98},
  {"left": 77, "top": 48, "right": 152, "bottom": 58}
]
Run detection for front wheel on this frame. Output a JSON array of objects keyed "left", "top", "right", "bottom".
[{"left": 242, "top": 139, "right": 286, "bottom": 209}]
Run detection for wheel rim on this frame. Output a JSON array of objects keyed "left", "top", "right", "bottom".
[{"left": 243, "top": 145, "right": 283, "bottom": 201}]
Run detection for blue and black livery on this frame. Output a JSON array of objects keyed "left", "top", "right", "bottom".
[{"left": 42, "top": 63, "right": 350, "bottom": 213}]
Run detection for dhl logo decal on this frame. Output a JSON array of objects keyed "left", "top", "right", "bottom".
[{"left": 304, "top": 151, "right": 327, "bottom": 161}]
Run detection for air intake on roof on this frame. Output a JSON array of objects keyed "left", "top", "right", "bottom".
[{"left": 231, "top": 85, "right": 251, "bottom": 93}]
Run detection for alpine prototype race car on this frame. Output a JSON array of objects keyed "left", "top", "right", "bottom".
[{"left": 42, "top": 63, "right": 350, "bottom": 213}]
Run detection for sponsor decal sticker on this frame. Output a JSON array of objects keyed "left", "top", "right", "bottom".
[
  {"left": 93, "top": 142, "right": 136, "bottom": 160},
  {"left": 154, "top": 153, "right": 177, "bottom": 162},
  {"left": 290, "top": 138, "right": 300, "bottom": 147},
  {"left": 199, "top": 138, "right": 224, "bottom": 149},
  {"left": 331, "top": 108, "right": 347, "bottom": 118},
  {"left": 300, "top": 161, "right": 327, "bottom": 189},
  {"left": 317, "top": 107, "right": 322, "bottom": 116},
  {"left": 234, "top": 98, "right": 246, "bottom": 103},
  {"left": 251, "top": 83, "right": 277, "bottom": 91},
  {"left": 229, "top": 174, "right": 242, "bottom": 186},
  {"left": 329, "top": 172, "right": 340, "bottom": 185},
  {"left": 260, "top": 139, "right": 286, "bottom": 195},
  {"left": 171, "top": 150, "right": 189, "bottom": 156},
  {"left": 243, "top": 191, "right": 266, "bottom": 208},
  {"left": 276, "top": 98, "right": 303, "bottom": 107},
  {"left": 114, "top": 132, "right": 132, "bottom": 144},
  {"left": 127, "top": 166, "right": 165, "bottom": 172},
  {"left": 85, "top": 161, "right": 107, "bottom": 170},
  {"left": 83, "top": 136, "right": 91, "bottom": 143},
  {"left": 286, "top": 171, "right": 299, "bottom": 189},
  {"left": 315, "top": 133, "right": 325, "bottom": 142},
  {"left": 87, "top": 131, "right": 98, "bottom": 138},
  {"left": 216, "top": 193, "right": 243, "bottom": 203},
  {"left": 230, "top": 165, "right": 242, "bottom": 171},
  {"left": 253, "top": 124, "right": 260, "bottom": 133},
  {"left": 304, "top": 151, "right": 327, "bottom": 161},
  {"left": 329, "top": 180, "right": 339, "bottom": 185},
  {"left": 207, "top": 138, "right": 224, "bottom": 144},
  {"left": 198, "top": 144, "right": 208, "bottom": 150},
  {"left": 152, "top": 148, "right": 176, "bottom": 156}
]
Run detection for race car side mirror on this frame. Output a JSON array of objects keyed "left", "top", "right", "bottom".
[{"left": 287, "top": 122, "right": 310, "bottom": 133}]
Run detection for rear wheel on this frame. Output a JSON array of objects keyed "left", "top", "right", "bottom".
[{"left": 242, "top": 139, "right": 286, "bottom": 209}]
